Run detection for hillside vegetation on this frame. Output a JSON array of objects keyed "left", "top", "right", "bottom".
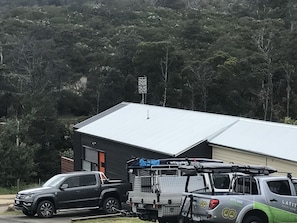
[{"left": 0, "top": 0, "right": 297, "bottom": 185}]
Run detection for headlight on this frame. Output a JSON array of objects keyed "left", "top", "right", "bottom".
[{"left": 24, "top": 193, "right": 34, "bottom": 199}]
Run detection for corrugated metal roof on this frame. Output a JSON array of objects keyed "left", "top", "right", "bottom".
[
  {"left": 74, "top": 102, "right": 128, "bottom": 129},
  {"left": 76, "top": 102, "right": 297, "bottom": 162},
  {"left": 209, "top": 118, "right": 297, "bottom": 162},
  {"left": 76, "top": 102, "right": 238, "bottom": 156}
]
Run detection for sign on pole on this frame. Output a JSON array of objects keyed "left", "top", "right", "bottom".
[
  {"left": 138, "top": 76, "right": 147, "bottom": 104},
  {"left": 138, "top": 76, "right": 147, "bottom": 94}
]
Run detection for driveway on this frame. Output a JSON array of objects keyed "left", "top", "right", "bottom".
[
  {"left": 0, "top": 208, "right": 104, "bottom": 223},
  {"left": 0, "top": 195, "right": 128, "bottom": 223}
]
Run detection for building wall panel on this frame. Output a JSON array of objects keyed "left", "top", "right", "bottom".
[
  {"left": 266, "top": 157, "right": 297, "bottom": 177},
  {"left": 212, "top": 146, "right": 266, "bottom": 165},
  {"left": 212, "top": 146, "right": 297, "bottom": 177},
  {"left": 61, "top": 156, "right": 74, "bottom": 173}
]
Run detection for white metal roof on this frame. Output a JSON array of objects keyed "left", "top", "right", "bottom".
[
  {"left": 76, "top": 102, "right": 297, "bottom": 162},
  {"left": 209, "top": 118, "right": 297, "bottom": 162},
  {"left": 76, "top": 102, "right": 238, "bottom": 156}
]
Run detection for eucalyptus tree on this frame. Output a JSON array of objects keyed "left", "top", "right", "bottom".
[
  {"left": 0, "top": 119, "right": 37, "bottom": 186},
  {"left": 22, "top": 92, "right": 72, "bottom": 181},
  {"left": 181, "top": 61, "right": 215, "bottom": 111},
  {"left": 155, "top": 0, "right": 186, "bottom": 9},
  {"left": 248, "top": 0, "right": 296, "bottom": 121},
  {"left": 279, "top": 1, "right": 297, "bottom": 118},
  {"left": 133, "top": 40, "right": 183, "bottom": 106}
]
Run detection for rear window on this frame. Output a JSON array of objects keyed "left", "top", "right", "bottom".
[
  {"left": 233, "top": 177, "right": 258, "bottom": 194},
  {"left": 213, "top": 174, "right": 230, "bottom": 189},
  {"left": 80, "top": 174, "right": 96, "bottom": 186}
]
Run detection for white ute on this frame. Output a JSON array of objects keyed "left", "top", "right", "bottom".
[{"left": 127, "top": 158, "right": 233, "bottom": 223}]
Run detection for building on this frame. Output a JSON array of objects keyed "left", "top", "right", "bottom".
[{"left": 73, "top": 102, "right": 297, "bottom": 179}]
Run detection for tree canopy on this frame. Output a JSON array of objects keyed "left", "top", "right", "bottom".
[{"left": 1, "top": 0, "right": 297, "bottom": 184}]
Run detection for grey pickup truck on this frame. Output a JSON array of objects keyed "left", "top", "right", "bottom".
[
  {"left": 179, "top": 163, "right": 297, "bottom": 223},
  {"left": 14, "top": 171, "right": 131, "bottom": 218}
]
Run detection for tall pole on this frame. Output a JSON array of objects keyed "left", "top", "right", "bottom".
[
  {"left": 16, "top": 119, "right": 20, "bottom": 147},
  {"left": 0, "top": 41, "right": 3, "bottom": 65}
]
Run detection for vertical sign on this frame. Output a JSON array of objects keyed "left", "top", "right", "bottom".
[
  {"left": 138, "top": 76, "right": 147, "bottom": 94},
  {"left": 138, "top": 76, "right": 147, "bottom": 103}
]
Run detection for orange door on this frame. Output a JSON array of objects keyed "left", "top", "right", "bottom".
[{"left": 98, "top": 151, "right": 105, "bottom": 173}]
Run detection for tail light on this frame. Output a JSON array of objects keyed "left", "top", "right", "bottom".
[{"left": 209, "top": 199, "right": 219, "bottom": 209}]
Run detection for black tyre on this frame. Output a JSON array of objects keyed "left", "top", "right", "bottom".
[
  {"left": 102, "top": 197, "right": 120, "bottom": 214},
  {"left": 158, "top": 217, "right": 179, "bottom": 223},
  {"left": 178, "top": 216, "right": 193, "bottom": 223},
  {"left": 36, "top": 200, "right": 55, "bottom": 218},
  {"left": 158, "top": 218, "right": 166, "bottom": 223},
  {"left": 22, "top": 209, "right": 36, "bottom": 217},
  {"left": 243, "top": 216, "right": 264, "bottom": 223}
]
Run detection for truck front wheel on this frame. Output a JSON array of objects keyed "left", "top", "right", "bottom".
[
  {"left": 22, "top": 209, "right": 36, "bottom": 217},
  {"left": 37, "top": 200, "right": 54, "bottom": 218},
  {"left": 243, "top": 216, "right": 264, "bottom": 223},
  {"left": 102, "top": 197, "right": 120, "bottom": 214}
]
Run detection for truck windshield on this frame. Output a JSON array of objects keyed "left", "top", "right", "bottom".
[{"left": 43, "top": 175, "right": 66, "bottom": 187}]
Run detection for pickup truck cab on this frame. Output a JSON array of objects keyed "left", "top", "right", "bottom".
[
  {"left": 14, "top": 171, "right": 131, "bottom": 218},
  {"left": 179, "top": 163, "right": 297, "bottom": 223}
]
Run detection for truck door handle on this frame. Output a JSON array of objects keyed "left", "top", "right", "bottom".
[{"left": 270, "top": 199, "right": 277, "bottom": 202}]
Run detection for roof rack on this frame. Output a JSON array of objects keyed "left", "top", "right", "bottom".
[
  {"left": 126, "top": 157, "right": 223, "bottom": 169},
  {"left": 179, "top": 162, "right": 277, "bottom": 175}
]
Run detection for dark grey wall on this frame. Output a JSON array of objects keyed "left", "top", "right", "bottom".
[
  {"left": 74, "top": 132, "right": 212, "bottom": 180},
  {"left": 97, "top": 139, "right": 170, "bottom": 180},
  {"left": 73, "top": 131, "right": 82, "bottom": 171},
  {"left": 74, "top": 132, "right": 170, "bottom": 180},
  {"left": 179, "top": 141, "right": 212, "bottom": 158}
]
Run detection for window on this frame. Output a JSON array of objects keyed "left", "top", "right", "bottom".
[
  {"left": 213, "top": 174, "right": 230, "bottom": 189},
  {"left": 43, "top": 175, "right": 66, "bottom": 187},
  {"left": 267, "top": 180, "right": 291, "bottom": 196},
  {"left": 80, "top": 174, "right": 96, "bottom": 186},
  {"left": 63, "top": 176, "right": 80, "bottom": 188},
  {"left": 160, "top": 169, "right": 177, "bottom": 176},
  {"left": 292, "top": 180, "right": 297, "bottom": 194},
  {"left": 82, "top": 160, "right": 91, "bottom": 171},
  {"left": 233, "top": 177, "right": 258, "bottom": 194}
]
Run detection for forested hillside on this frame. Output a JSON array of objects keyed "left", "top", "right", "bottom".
[{"left": 1, "top": 0, "right": 297, "bottom": 185}]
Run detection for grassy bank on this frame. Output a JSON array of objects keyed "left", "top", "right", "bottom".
[
  {"left": 0, "top": 184, "right": 39, "bottom": 194},
  {"left": 0, "top": 187, "right": 18, "bottom": 194}
]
